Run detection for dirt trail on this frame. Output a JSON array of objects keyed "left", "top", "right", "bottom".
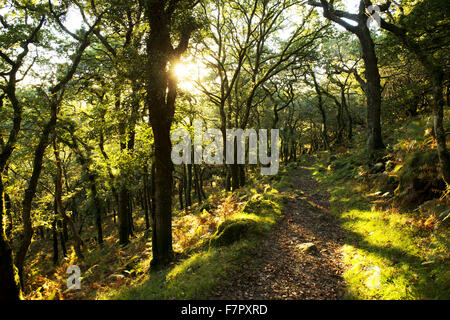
[{"left": 213, "top": 166, "right": 346, "bottom": 300}]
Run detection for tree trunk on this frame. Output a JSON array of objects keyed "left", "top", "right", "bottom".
[
  {"left": 192, "top": 165, "right": 200, "bottom": 204},
  {"left": 358, "top": 28, "right": 385, "bottom": 159},
  {"left": 239, "top": 165, "right": 246, "bottom": 187},
  {"left": 143, "top": 171, "right": 151, "bottom": 230},
  {"left": 225, "top": 166, "right": 231, "bottom": 192},
  {"left": 118, "top": 186, "right": 130, "bottom": 245},
  {"left": 52, "top": 219, "right": 59, "bottom": 266},
  {"left": 150, "top": 126, "right": 174, "bottom": 267},
  {"left": 186, "top": 164, "right": 192, "bottom": 207},
  {"left": 58, "top": 222, "right": 67, "bottom": 259},
  {"left": 62, "top": 220, "right": 68, "bottom": 242},
  {"left": 344, "top": 90, "right": 353, "bottom": 141},
  {"left": 128, "top": 195, "right": 134, "bottom": 236},
  {"left": 53, "top": 136, "right": 84, "bottom": 259},
  {"left": 144, "top": 0, "right": 195, "bottom": 269},
  {"left": 178, "top": 178, "right": 184, "bottom": 211},
  {"left": 312, "top": 72, "right": 330, "bottom": 150},
  {"left": 91, "top": 179, "right": 104, "bottom": 246},
  {"left": 199, "top": 168, "right": 207, "bottom": 200},
  {"left": 5, "top": 192, "right": 12, "bottom": 238},
  {"left": 16, "top": 105, "right": 58, "bottom": 287},
  {"left": 432, "top": 73, "right": 450, "bottom": 183},
  {"left": 150, "top": 160, "right": 156, "bottom": 231},
  {"left": 231, "top": 164, "right": 240, "bottom": 191},
  {"left": 0, "top": 176, "right": 21, "bottom": 300}
]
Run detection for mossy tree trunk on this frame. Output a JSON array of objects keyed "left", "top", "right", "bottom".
[
  {"left": 359, "top": 28, "right": 385, "bottom": 158},
  {"left": 16, "top": 99, "right": 59, "bottom": 287}
]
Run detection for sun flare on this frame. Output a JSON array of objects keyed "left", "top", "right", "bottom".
[{"left": 173, "top": 62, "right": 199, "bottom": 91}]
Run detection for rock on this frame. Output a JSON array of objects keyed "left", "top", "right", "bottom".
[
  {"left": 296, "top": 243, "right": 317, "bottom": 254},
  {"left": 209, "top": 219, "right": 258, "bottom": 248}
]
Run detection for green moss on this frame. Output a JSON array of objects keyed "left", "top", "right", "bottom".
[
  {"left": 243, "top": 194, "right": 282, "bottom": 218},
  {"left": 210, "top": 190, "right": 284, "bottom": 248},
  {"left": 209, "top": 219, "right": 260, "bottom": 247}
]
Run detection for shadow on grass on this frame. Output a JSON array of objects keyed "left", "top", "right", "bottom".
[
  {"left": 307, "top": 159, "right": 450, "bottom": 300},
  {"left": 111, "top": 240, "right": 256, "bottom": 300}
]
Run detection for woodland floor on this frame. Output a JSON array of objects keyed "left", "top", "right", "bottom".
[{"left": 212, "top": 166, "right": 347, "bottom": 300}]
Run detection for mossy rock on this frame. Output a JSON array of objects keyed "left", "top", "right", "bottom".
[
  {"left": 243, "top": 195, "right": 281, "bottom": 217},
  {"left": 395, "top": 150, "right": 445, "bottom": 207},
  {"left": 398, "top": 150, "right": 440, "bottom": 186},
  {"left": 209, "top": 219, "right": 258, "bottom": 248}
]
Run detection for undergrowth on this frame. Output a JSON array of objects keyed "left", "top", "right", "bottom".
[
  {"left": 99, "top": 167, "right": 292, "bottom": 300},
  {"left": 310, "top": 115, "right": 450, "bottom": 300},
  {"left": 23, "top": 163, "right": 294, "bottom": 300}
]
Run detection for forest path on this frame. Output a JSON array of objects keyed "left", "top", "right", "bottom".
[{"left": 212, "top": 166, "right": 347, "bottom": 300}]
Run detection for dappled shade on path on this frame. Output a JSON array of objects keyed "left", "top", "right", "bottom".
[{"left": 212, "top": 166, "right": 346, "bottom": 300}]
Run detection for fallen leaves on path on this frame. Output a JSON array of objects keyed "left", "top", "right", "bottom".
[{"left": 212, "top": 166, "right": 346, "bottom": 300}]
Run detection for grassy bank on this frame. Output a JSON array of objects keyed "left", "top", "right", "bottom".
[{"left": 310, "top": 124, "right": 450, "bottom": 300}]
